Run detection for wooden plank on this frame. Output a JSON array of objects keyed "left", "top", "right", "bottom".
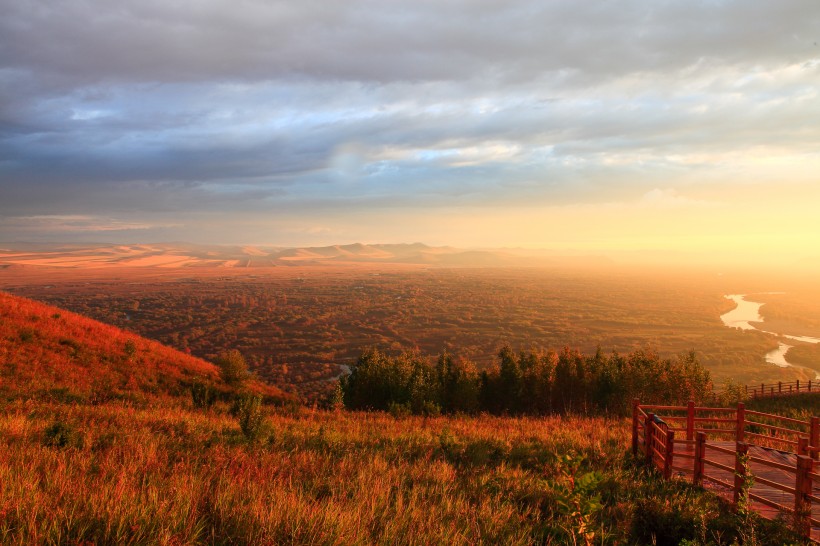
[
  {"left": 746, "top": 420, "right": 806, "bottom": 435},
  {"left": 702, "top": 474, "right": 733, "bottom": 489},
  {"left": 694, "top": 417, "right": 736, "bottom": 424},
  {"left": 703, "top": 459, "right": 734, "bottom": 473},
  {"left": 752, "top": 475, "right": 796, "bottom": 495},
  {"left": 748, "top": 491, "right": 793, "bottom": 513},
  {"left": 746, "top": 411, "right": 810, "bottom": 427},
  {"left": 706, "top": 443, "right": 736, "bottom": 456},
  {"left": 748, "top": 455, "right": 796, "bottom": 474}
]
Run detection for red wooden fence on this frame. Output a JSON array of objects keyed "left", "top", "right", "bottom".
[
  {"left": 633, "top": 399, "right": 820, "bottom": 541},
  {"left": 744, "top": 379, "right": 819, "bottom": 399}
]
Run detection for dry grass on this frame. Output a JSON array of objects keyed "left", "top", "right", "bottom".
[
  {"left": 0, "top": 292, "right": 290, "bottom": 404},
  {"left": 0, "top": 401, "right": 807, "bottom": 545}
]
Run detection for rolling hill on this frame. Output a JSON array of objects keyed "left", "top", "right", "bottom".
[{"left": 0, "top": 291, "right": 290, "bottom": 404}]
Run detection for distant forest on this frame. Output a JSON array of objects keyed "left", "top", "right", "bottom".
[
  {"left": 341, "top": 346, "right": 712, "bottom": 416},
  {"left": 7, "top": 267, "right": 791, "bottom": 404}
]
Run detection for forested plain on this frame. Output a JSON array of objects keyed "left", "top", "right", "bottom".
[{"left": 3, "top": 265, "right": 816, "bottom": 403}]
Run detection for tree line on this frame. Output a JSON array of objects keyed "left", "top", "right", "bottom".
[{"left": 340, "top": 346, "right": 713, "bottom": 416}]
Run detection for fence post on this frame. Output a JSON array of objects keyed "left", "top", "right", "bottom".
[
  {"left": 779, "top": 381, "right": 782, "bottom": 394},
  {"left": 811, "top": 417, "right": 819, "bottom": 461},
  {"left": 687, "top": 400, "right": 695, "bottom": 443},
  {"left": 736, "top": 403, "right": 745, "bottom": 443},
  {"left": 797, "top": 379, "right": 800, "bottom": 393},
  {"left": 693, "top": 431, "right": 706, "bottom": 486},
  {"left": 795, "top": 455, "right": 813, "bottom": 538},
  {"left": 810, "top": 379, "right": 813, "bottom": 392},
  {"left": 798, "top": 436, "right": 808, "bottom": 457},
  {"left": 645, "top": 413, "right": 655, "bottom": 466},
  {"left": 761, "top": 382, "right": 764, "bottom": 398},
  {"left": 663, "top": 430, "right": 674, "bottom": 480},
  {"left": 632, "top": 398, "right": 640, "bottom": 456},
  {"left": 733, "top": 442, "right": 749, "bottom": 509}
]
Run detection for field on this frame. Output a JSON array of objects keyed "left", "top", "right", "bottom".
[
  {"left": 0, "top": 399, "right": 809, "bottom": 545},
  {"left": 3, "top": 262, "right": 819, "bottom": 403}
]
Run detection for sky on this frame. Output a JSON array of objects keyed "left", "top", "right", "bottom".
[{"left": 1, "top": 0, "right": 819, "bottom": 265}]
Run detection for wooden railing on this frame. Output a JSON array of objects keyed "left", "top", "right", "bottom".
[
  {"left": 632, "top": 399, "right": 820, "bottom": 541},
  {"left": 745, "top": 379, "right": 819, "bottom": 399}
]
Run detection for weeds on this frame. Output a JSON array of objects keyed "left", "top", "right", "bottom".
[
  {"left": 233, "top": 393, "right": 265, "bottom": 441},
  {"left": 551, "top": 453, "right": 603, "bottom": 546},
  {"left": 190, "top": 380, "right": 216, "bottom": 409}
]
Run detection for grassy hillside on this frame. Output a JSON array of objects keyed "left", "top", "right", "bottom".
[
  {"left": 0, "top": 291, "right": 809, "bottom": 544},
  {"left": 0, "top": 404, "right": 807, "bottom": 545},
  {"left": 0, "top": 291, "right": 290, "bottom": 404}
]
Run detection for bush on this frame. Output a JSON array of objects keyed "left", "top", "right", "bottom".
[
  {"left": 388, "top": 401, "right": 411, "bottom": 420},
  {"left": 215, "top": 350, "right": 250, "bottom": 387}
]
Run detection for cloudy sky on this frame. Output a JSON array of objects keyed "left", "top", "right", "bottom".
[{"left": 2, "top": 0, "right": 819, "bottom": 263}]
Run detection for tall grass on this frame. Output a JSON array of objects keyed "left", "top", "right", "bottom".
[{"left": 0, "top": 400, "right": 807, "bottom": 545}]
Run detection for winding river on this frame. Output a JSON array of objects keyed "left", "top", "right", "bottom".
[{"left": 720, "top": 294, "right": 820, "bottom": 379}]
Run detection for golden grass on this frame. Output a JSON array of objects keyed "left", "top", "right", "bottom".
[{"left": 0, "top": 401, "right": 807, "bottom": 545}]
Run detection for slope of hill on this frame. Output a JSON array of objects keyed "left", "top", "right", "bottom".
[{"left": 0, "top": 291, "right": 289, "bottom": 403}]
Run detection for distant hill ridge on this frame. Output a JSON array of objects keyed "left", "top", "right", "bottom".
[
  {"left": 0, "top": 291, "right": 289, "bottom": 403},
  {"left": 0, "top": 242, "right": 609, "bottom": 269}
]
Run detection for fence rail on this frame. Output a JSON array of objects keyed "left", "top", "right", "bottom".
[
  {"left": 744, "top": 379, "right": 818, "bottom": 399},
  {"left": 632, "top": 399, "right": 820, "bottom": 541}
]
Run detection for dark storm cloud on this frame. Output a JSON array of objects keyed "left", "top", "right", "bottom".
[{"left": 1, "top": 0, "right": 819, "bottom": 240}]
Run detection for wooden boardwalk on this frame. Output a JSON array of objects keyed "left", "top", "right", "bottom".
[
  {"left": 675, "top": 442, "right": 819, "bottom": 539},
  {"left": 635, "top": 401, "right": 820, "bottom": 542}
]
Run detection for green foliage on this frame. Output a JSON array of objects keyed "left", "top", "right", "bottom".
[
  {"left": 551, "top": 453, "right": 603, "bottom": 546},
  {"left": 215, "top": 349, "right": 250, "bottom": 387},
  {"left": 329, "top": 381, "right": 344, "bottom": 411},
  {"left": 734, "top": 451, "right": 760, "bottom": 546},
  {"left": 343, "top": 345, "right": 714, "bottom": 416},
  {"left": 387, "top": 401, "right": 411, "bottom": 420},
  {"left": 232, "top": 393, "right": 265, "bottom": 441},
  {"left": 190, "top": 381, "right": 216, "bottom": 409},
  {"left": 718, "top": 378, "right": 750, "bottom": 406}
]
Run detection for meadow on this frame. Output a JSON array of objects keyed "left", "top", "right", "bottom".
[{"left": 0, "top": 399, "right": 809, "bottom": 545}]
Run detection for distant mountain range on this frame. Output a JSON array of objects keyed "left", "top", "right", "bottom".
[{"left": 0, "top": 242, "right": 609, "bottom": 268}]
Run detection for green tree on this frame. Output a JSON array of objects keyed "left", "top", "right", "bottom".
[
  {"left": 215, "top": 349, "right": 249, "bottom": 386},
  {"left": 498, "top": 345, "right": 522, "bottom": 413}
]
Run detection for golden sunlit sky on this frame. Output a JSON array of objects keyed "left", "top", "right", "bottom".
[{"left": 1, "top": 1, "right": 819, "bottom": 267}]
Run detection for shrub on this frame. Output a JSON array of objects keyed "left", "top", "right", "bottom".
[
  {"left": 215, "top": 350, "right": 250, "bottom": 387},
  {"left": 388, "top": 401, "right": 411, "bottom": 420}
]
